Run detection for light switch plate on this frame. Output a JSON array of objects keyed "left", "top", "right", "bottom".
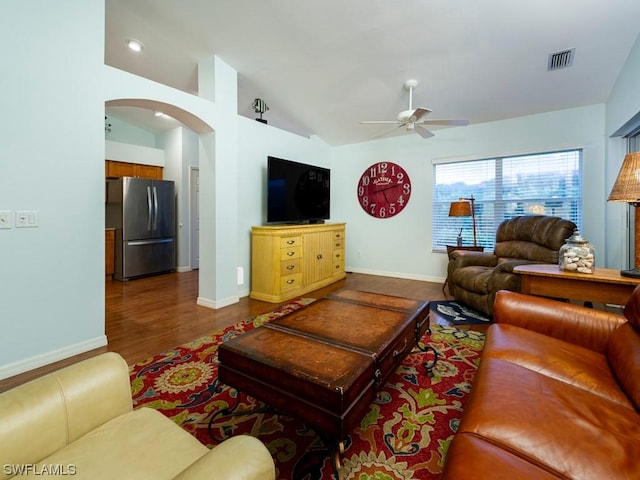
[
  {"left": 0, "top": 210, "right": 11, "bottom": 229},
  {"left": 16, "top": 210, "right": 38, "bottom": 228}
]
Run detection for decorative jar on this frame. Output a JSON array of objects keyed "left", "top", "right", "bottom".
[{"left": 559, "top": 230, "right": 595, "bottom": 274}]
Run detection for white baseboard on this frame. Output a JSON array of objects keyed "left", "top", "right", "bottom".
[
  {"left": 0, "top": 335, "right": 108, "bottom": 380},
  {"left": 346, "top": 266, "right": 445, "bottom": 284},
  {"left": 197, "top": 295, "right": 240, "bottom": 310},
  {"left": 176, "top": 266, "right": 192, "bottom": 273}
]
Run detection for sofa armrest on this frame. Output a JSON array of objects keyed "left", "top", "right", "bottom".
[
  {"left": 493, "top": 290, "right": 626, "bottom": 354},
  {"left": 0, "top": 352, "right": 133, "bottom": 477},
  {"left": 449, "top": 250, "right": 498, "bottom": 268},
  {"left": 173, "top": 435, "right": 275, "bottom": 480},
  {"left": 493, "top": 259, "right": 536, "bottom": 274}
]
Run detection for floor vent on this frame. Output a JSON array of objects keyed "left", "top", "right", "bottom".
[{"left": 548, "top": 48, "right": 575, "bottom": 71}]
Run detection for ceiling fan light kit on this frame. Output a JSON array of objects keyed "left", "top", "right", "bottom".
[{"left": 361, "top": 79, "right": 468, "bottom": 139}]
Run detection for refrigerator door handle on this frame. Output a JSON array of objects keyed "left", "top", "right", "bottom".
[
  {"left": 127, "top": 238, "right": 174, "bottom": 246},
  {"left": 153, "top": 186, "right": 159, "bottom": 231},
  {"left": 146, "top": 186, "right": 153, "bottom": 231}
]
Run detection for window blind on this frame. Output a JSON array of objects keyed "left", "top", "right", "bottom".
[{"left": 432, "top": 149, "right": 582, "bottom": 250}]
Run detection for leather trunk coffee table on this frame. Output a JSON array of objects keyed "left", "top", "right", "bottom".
[{"left": 216, "top": 289, "right": 434, "bottom": 465}]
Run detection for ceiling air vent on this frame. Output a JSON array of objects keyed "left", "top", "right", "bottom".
[{"left": 548, "top": 48, "right": 575, "bottom": 71}]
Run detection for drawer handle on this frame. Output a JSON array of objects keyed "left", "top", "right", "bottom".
[
  {"left": 286, "top": 240, "right": 295, "bottom": 245},
  {"left": 393, "top": 339, "right": 409, "bottom": 358},
  {"left": 317, "top": 254, "right": 323, "bottom": 260},
  {"left": 335, "top": 253, "right": 341, "bottom": 258},
  {"left": 286, "top": 265, "right": 295, "bottom": 270},
  {"left": 335, "top": 243, "right": 341, "bottom": 247},
  {"left": 335, "top": 265, "right": 340, "bottom": 269},
  {"left": 287, "top": 251, "right": 295, "bottom": 256},
  {"left": 415, "top": 317, "right": 428, "bottom": 337},
  {"left": 286, "top": 279, "right": 295, "bottom": 284}
]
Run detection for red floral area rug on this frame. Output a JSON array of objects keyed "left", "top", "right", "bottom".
[{"left": 129, "top": 298, "right": 484, "bottom": 480}]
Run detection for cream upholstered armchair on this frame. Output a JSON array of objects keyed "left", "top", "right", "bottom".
[
  {"left": 447, "top": 215, "right": 576, "bottom": 317},
  {"left": 0, "top": 352, "right": 275, "bottom": 480}
]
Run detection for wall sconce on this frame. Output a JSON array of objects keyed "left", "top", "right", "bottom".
[
  {"left": 607, "top": 151, "right": 640, "bottom": 278},
  {"left": 449, "top": 196, "right": 477, "bottom": 247},
  {"left": 252, "top": 98, "right": 269, "bottom": 124}
]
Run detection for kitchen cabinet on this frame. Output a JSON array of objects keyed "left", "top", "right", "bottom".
[
  {"left": 105, "top": 228, "right": 115, "bottom": 278},
  {"left": 105, "top": 160, "right": 163, "bottom": 180},
  {"left": 250, "top": 223, "right": 346, "bottom": 302}
]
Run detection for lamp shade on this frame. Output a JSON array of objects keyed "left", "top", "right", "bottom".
[
  {"left": 449, "top": 200, "right": 472, "bottom": 217},
  {"left": 608, "top": 152, "right": 640, "bottom": 203}
]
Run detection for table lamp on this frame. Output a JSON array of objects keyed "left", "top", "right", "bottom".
[
  {"left": 449, "top": 196, "right": 477, "bottom": 247},
  {"left": 608, "top": 151, "right": 640, "bottom": 278}
]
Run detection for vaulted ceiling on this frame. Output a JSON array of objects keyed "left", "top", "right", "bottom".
[{"left": 105, "top": 0, "right": 640, "bottom": 146}]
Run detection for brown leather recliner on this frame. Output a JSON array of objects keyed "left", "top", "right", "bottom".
[{"left": 446, "top": 215, "right": 576, "bottom": 316}]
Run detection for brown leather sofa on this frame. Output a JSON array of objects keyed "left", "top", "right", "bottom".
[
  {"left": 447, "top": 215, "right": 576, "bottom": 316},
  {"left": 441, "top": 288, "right": 640, "bottom": 480},
  {"left": 0, "top": 352, "right": 275, "bottom": 480}
]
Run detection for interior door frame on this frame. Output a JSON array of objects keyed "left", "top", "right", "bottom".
[{"left": 189, "top": 166, "right": 200, "bottom": 270}]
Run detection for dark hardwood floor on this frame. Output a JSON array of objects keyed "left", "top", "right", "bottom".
[{"left": 0, "top": 271, "right": 461, "bottom": 393}]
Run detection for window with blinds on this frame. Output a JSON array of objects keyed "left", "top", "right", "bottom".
[{"left": 432, "top": 149, "right": 583, "bottom": 250}]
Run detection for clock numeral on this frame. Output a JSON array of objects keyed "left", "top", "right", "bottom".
[
  {"left": 361, "top": 175, "right": 370, "bottom": 186},
  {"left": 396, "top": 172, "right": 404, "bottom": 183},
  {"left": 372, "top": 162, "right": 388, "bottom": 177},
  {"left": 369, "top": 203, "right": 377, "bottom": 214},
  {"left": 389, "top": 203, "right": 396, "bottom": 215},
  {"left": 403, "top": 183, "right": 410, "bottom": 195},
  {"left": 358, "top": 185, "right": 365, "bottom": 196},
  {"left": 362, "top": 196, "right": 369, "bottom": 207},
  {"left": 397, "top": 195, "right": 405, "bottom": 206}
]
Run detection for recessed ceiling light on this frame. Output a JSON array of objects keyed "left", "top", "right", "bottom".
[{"left": 127, "top": 39, "right": 144, "bottom": 52}]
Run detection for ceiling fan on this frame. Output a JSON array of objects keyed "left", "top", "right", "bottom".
[{"left": 361, "top": 79, "right": 469, "bottom": 139}]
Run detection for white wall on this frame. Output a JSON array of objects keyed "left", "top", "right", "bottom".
[
  {"left": 332, "top": 104, "right": 606, "bottom": 282},
  {"left": 0, "top": 1, "right": 106, "bottom": 377},
  {"left": 105, "top": 140, "right": 164, "bottom": 167},
  {"left": 106, "top": 115, "right": 157, "bottom": 147}
]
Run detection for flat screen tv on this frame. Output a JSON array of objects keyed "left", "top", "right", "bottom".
[{"left": 267, "top": 156, "right": 330, "bottom": 224}]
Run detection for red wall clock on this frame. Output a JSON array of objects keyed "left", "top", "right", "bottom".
[{"left": 357, "top": 162, "right": 411, "bottom": 218}]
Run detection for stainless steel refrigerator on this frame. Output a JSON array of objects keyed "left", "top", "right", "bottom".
[{"left": 106, "top": 177, "right": 176, "bottom": 281}]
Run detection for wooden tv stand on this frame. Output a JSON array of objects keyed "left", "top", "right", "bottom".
[{"left": 250, "top": 223, "right": 346, "bottom": 303}]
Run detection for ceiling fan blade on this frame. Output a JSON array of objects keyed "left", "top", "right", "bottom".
[
  {"left": 419, "top": 119, "right": 469, "bottom": 126},
  {"left": 415, "top": 125, "right": 435, "bottom": 139},
  {"left": 411, "top": 107, "right": 432, "bottom": 122},
  {"left": 361, "top": 120, "right": 402, "bottom": 124}
]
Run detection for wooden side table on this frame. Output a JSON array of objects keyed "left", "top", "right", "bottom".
[
  {"left": 514, "top": 264, "right": 640, "bottom": 307},
  {"left": 443, "top": 245, "right": 485, "bottom": 292}
]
